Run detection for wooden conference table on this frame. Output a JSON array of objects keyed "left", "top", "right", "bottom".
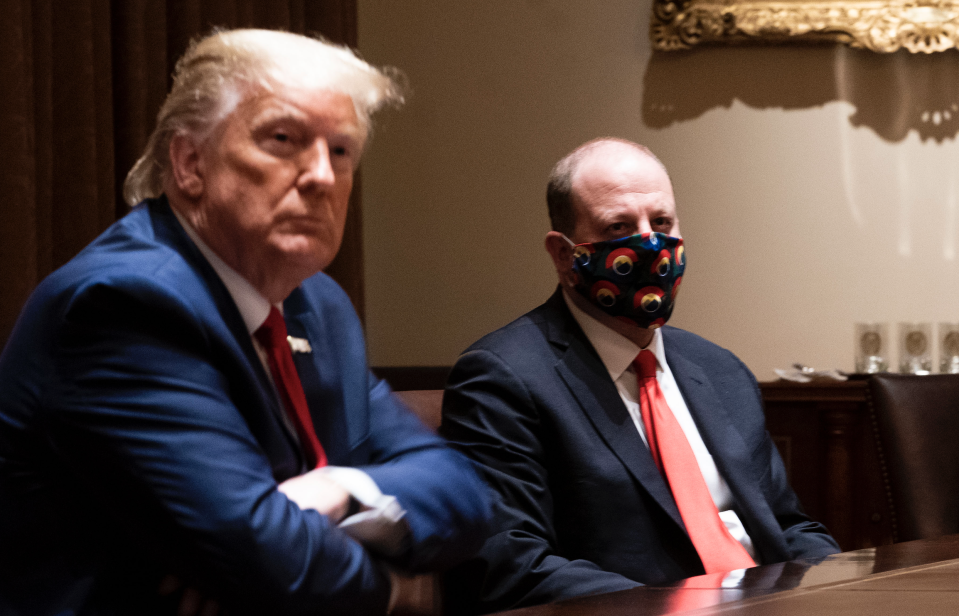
[{"left": 492, "top": 534, "right": 959, "bottom": 616}]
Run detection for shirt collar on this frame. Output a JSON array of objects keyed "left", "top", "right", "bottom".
[
  {"left": 562, "top": 289, "right": 668, "bottom": 379},
  {"left": 172, "top": 208, "right": 274, "bottom": 334}
]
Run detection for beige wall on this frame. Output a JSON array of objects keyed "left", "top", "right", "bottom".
[{"left": 357, "top": 1, "right": 959, "bottom": 380}]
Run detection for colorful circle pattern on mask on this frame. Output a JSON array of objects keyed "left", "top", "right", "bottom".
[
  {"left": 606, "top": 248, "right": 638, "bottom": 276},
  {"left": 652, "top": 249, "right": 671, "bottom": 276},
  {"left": 573, "top": 244, "right": 595, "bottom": 265},
  {"left": 635, "top": 286, "right": 665, "bottom": 312},
  {"left": 590, "top": 280, "right": 620, "bottom": 307},
  {"left": 571, "top": 232, "right": 685, "bottom": 329}
]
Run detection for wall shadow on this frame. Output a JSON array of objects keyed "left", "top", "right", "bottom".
[{"left": 643, "top": 45, "right": 959, "bottom": 143}]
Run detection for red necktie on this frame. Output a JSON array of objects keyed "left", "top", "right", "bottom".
[
  {"left": 254, "top": 307, "right": 327, "bottom": 469},
  {"left": 634, "top": 350, "right": 755, "bottom": 573}
]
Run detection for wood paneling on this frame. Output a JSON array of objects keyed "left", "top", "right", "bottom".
[{"left": 761, "top": 379, "right": 893, "bottom": 551}]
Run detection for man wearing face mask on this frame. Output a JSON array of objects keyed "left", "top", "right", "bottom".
[{"left": 440, "top": 138, "right": 839, "bottom": 615}]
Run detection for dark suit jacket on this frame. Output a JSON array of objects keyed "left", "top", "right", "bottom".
[
  {"left": 0, "top": 198, "right": 489, "bottom": 616},
  {"left": 440, "top": 289, "right": 838, "bottom": 614}
]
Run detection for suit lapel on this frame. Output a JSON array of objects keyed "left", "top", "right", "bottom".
[
  {"left": 664, "top": 335, "right": 765, "bottom": 527},
  {"left": 150, "top": 198, "right": 303, "bottom": 467},
  {"left": 547, "top": 293, "right": 686, "bottom": 532},
  {"left": 283, "top": 288, "right": 367, "bottom": 464},
  {"left": 151, "top": 198, "right": 276, "bottom": 401}
]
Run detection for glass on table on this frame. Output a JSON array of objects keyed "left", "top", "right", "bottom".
[
  {"left": 940, "top": 323, "right": 959, "bottom": 374},
  {"left": 899, "top": 322, "right": 932, "bottom": 375},
  {"left": 855, "top": 323, "right": 889, "bottom": 374}
]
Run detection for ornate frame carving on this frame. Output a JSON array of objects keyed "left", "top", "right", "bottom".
[{"left": 652, "top": 0, "right": 959, "bottom": 53}]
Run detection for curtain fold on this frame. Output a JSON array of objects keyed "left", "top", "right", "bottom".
[{"left": 0, "top": 0, "right": 361, "bottom": 347}]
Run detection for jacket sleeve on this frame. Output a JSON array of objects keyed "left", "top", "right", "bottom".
[
  {"left": 50, "top": 281, "right": 392, "bottom": 615},
  {"left": 753, "top": 426, "right": 841, "bottom": 559},
  {"left": 297, "top": 273, "right": 492, "bottom": 573},
  {"left": 439, "top": 348, "right": 641, "bottom": 615},
  {"left": 730, "top": 354, "right": 840, "bottom": 561},
  {"left": 357, "top": 373, "right": 492, "bottom": 572}
]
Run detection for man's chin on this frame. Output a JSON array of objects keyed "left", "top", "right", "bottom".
[
  {"left": 273, "top": 237, "right": 338, "bottom": 269},
  {"left": 289, "top": 254, "right": 333, "bottom": 278}
]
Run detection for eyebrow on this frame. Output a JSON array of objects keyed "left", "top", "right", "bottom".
[
  {"left": 253, "top": 105, "right": 362, "bottom": 141},
  {"left": 250, "top": 107, "right": 305, "bottom": 129}
]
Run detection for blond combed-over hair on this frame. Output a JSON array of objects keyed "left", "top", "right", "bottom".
[{"left": 123, "top": 29, "right": 404, "bottom": 205}]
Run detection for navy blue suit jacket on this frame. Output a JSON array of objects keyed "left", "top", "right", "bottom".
[
  {"left": 0, "top": 198, "right": 489, "bottom": 615},
  {"left": 440, "top": 289, "right": 838, "bottom": 614}
]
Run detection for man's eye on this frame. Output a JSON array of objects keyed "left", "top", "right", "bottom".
[
  {"left": 273, "top": 132, "right": 289, "bottom": 142},
  {"left": 331, "top": 143, "right": 356, "bottom": 159}
]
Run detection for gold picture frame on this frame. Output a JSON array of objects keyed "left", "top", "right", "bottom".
[{"left": 651, "top": 0, "right": 959, "bottom": 53}]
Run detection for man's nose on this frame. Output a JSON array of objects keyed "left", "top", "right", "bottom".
[{"left": 297, "top": 139, "right": 336, "bottom": 191}]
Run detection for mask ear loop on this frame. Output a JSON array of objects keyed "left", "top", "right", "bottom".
[
  {"left": 559, "top": 234, "right": 582, "bottom": 288},
  {"left": 561, "top": 234, "right": 590, "bottom": 272}
]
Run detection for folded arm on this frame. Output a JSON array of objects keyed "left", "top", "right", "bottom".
[
  {"left": 53, "top": 283, "right": 392, "bottom": 614},
  {"left": 358, "top": 374, "right": 492, "bottom": 571}
]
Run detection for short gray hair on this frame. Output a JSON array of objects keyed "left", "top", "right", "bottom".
[
  {"left": 546, "top": 138, "right": 667, "bottom": 236},
  {"left": 123, "top": 28, "right": 404, "bottom": 205}
]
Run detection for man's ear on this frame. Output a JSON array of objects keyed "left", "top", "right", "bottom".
[
  {"left": 545, "top": 231, "right": 578, "bottom": 288},
  {"left": 168, "top": 133, "right": 204, "bottom": 199}
]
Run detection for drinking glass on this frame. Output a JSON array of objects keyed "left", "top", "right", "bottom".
[
  {"left": 855, "top": 323, "right": 889, "bottom": 374},
  {"left": 940, "top": 323, "right": 959, "bottom": 374},
  {"left": 899, "top": 322, "right": 932, "bottom": 375}
]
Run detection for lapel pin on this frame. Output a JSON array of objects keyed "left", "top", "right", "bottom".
[{"left": 286, "top": 335, "right": 313, "bottom": 354}]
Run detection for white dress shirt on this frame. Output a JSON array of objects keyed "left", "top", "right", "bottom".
[{"left": 563, "top": 291, "right": 757, "bottom": 560}]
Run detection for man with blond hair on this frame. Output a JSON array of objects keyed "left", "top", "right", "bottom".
[{"left": 0, "top": 29, "right": 488, "bottom": 615}]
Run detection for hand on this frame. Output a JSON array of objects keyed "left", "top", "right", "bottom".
[{"left": 278, "top": 469, "right": 352, "bottom": 523}]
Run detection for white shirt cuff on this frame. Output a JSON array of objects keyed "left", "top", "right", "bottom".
[{"left": 318, "top": 466, "right": 409, "bottom": 557}]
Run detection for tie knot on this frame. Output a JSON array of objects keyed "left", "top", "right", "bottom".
[
  {"left": 634, "top": 349, "right": 658, "bottom": 379},
  {"left": 254, "top": 306, "right": 288, "bottom": 350}
]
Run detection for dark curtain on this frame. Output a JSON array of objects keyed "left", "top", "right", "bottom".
[{"left": 0, "top": 0, "right": 362, "bottom": 347}]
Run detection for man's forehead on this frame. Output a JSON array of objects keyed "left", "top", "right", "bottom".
[
  {"left": 211, "top": 87, "right": 364, "bottom": 153},
  {"left": 574, "top": 146, "right": 668, "bottom": 190},
  {"left": 572, "top": 149, "right": 673, "bottom": 207},
  {"left": 241, "top": 86, "right": 359, "bottom": 123}
]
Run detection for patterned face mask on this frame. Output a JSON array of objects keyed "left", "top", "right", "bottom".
[{"left": 565, "top": 232, "right": 685, "bottom": 329}]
